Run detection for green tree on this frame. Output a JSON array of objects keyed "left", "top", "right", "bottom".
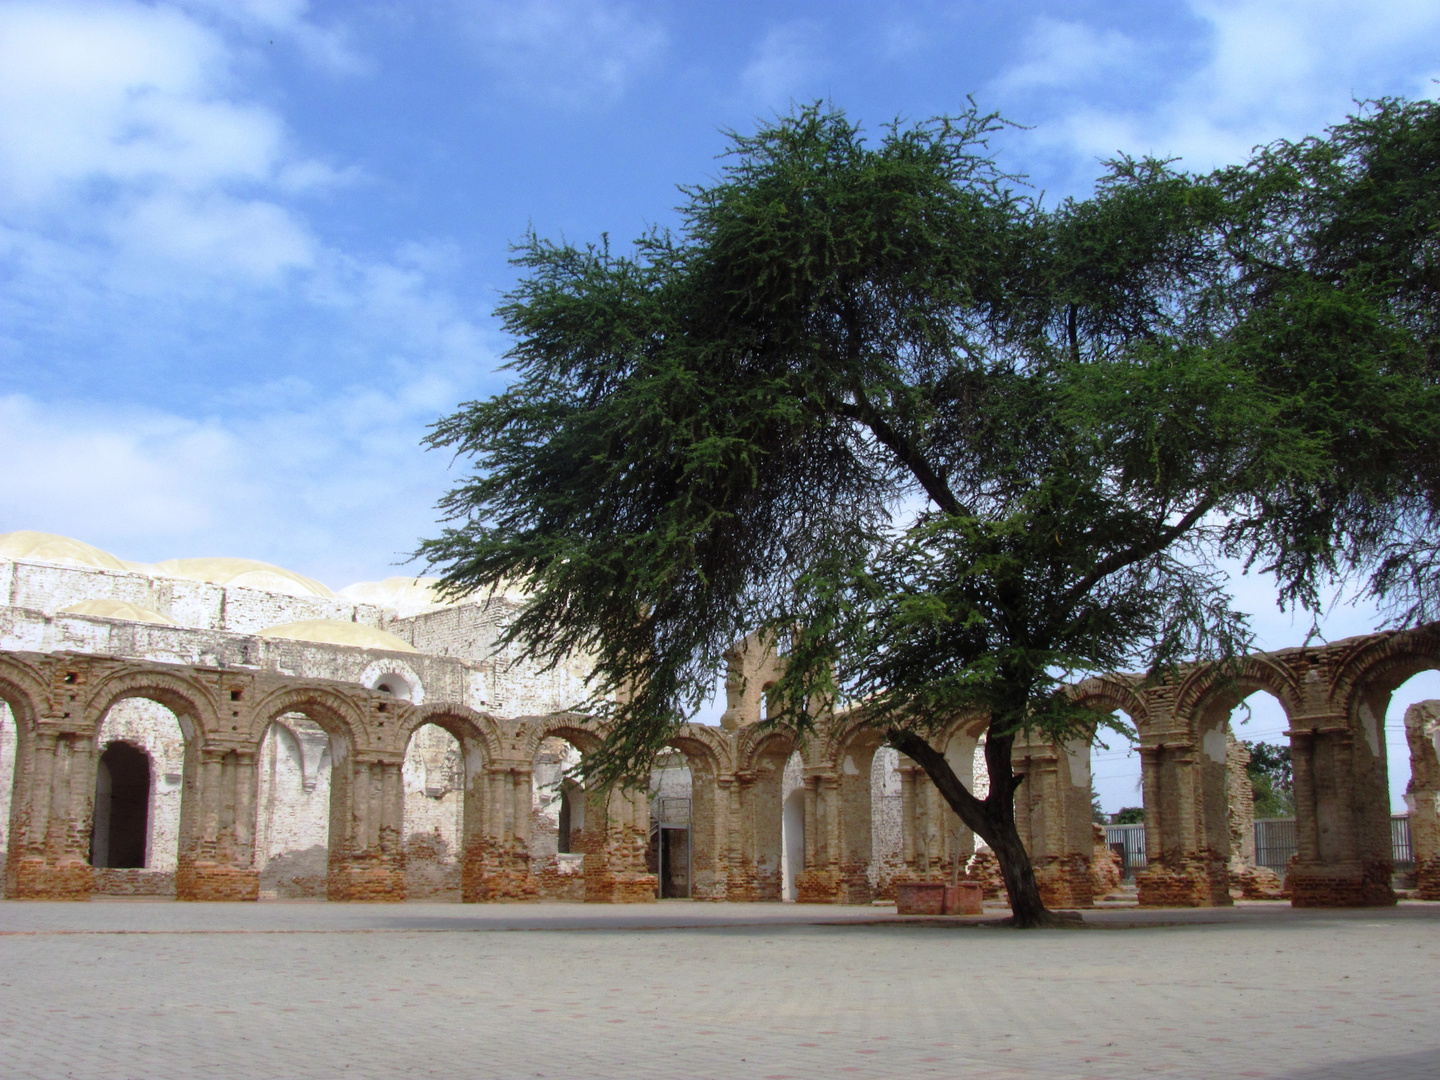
[
  {"left": 421, "top": 101, "right": 1440, "bottom": 927},
  {"left": 1245, "top": 741, "right": 1295, "bottom": 818}
]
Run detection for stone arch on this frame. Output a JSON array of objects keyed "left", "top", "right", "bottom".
[
  {"left": 518, "top": 713, "right": 604, "bottom": 762},
  {"left": 85, "top": 666, "right": 218, "bottom": 746},
  {"left": 1315, "top": 628, "right": 1440, "bottom": 902},
  {"left": 734, "top": 728, "right": 797, "bottom": 901},
  {"left": 252, "top": 684, "right": 373, "bottom": 901},
  {"left": 0, "top": 657, "right": 47, "bottom": 732},
  {"left": 402, "top": 704, "right": 503, "bottom": 765},
  {"left": 252, "top": 685, "right": 369, "bottom": 754},
  {"left": 523, "top": 715, "right": 605, "bottom": 901},
  {"left": 82, "top": 667, "right": 211, "bottom": 897},
  {"left": 1173, "top": 656, "right": 1303, "bottom": 732},
  {"left": 0, "top": 657, "right": 47, "bottom": 897},
  {"left": 736, "top": 727, "right": 797, "bottom": 775},
  {"left": 654, "top": 726, "right": 732, "bottom": 901},
  {"left": 397, "top": 705, "right": 500, "bottom": 902},
  {"left": 1071, "top": 675, "right": 1150, "bottom": 734},
  {"left": 1327, "top": 626, "right": 1440, "bottom": 726},
  {"left": 821, "top": 714, "right": 895, "bottom": 903}
]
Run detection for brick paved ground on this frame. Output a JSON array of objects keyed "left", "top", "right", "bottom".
[{"left": 0, "top": 901, "right": 1434, "bottom": 1079}]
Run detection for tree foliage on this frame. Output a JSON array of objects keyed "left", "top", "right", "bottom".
[
  {"left": 420, "top": 98, "right": 1440, "bottom": 925},
  {"left": 1244, "top": 740, "right": 1296, "bottom": 818}
]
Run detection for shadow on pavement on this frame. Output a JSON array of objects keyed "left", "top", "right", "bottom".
[{"left": 1273, "top": 1048, "right": 1439, "bottom": 1079}]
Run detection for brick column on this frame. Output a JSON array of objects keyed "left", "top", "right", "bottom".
[
  {"left": 177, "top": 747, "right": 261, "bottom": 901},
  {"left": 11, "top": 731, "right": 96, "bottom": 900},
  {"left": 1404, "top": 703, "right": 1440, "bottom": 900},
  {"left": 584, "top": 786, "right": 657, "bottom": 903},
  {"left": 326, "top": 756, "right": 405, "bottom": 902},
  {"left": 1287, "top": 714, "right": 1394, "bottom": 908},
  {"left": 1134, "top": 740, "right": 1230, "bottom": 907},
  {"left": 796, "top": 773, "right": 843, "bottom": 903}
]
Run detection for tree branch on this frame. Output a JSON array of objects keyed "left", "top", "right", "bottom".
[
  {"left": 1055, "top": 491, "right": 1218, "bottom": 617},
  {"left": 886, "top": 728, "right": 994, "bottom": 839},
  {"left": 837, "top": 393, "right": 971, "bottom": 518}
]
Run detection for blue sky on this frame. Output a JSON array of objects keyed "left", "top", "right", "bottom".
[{"left": 1, "top": 0, "right": 1439, "bottom": 800}]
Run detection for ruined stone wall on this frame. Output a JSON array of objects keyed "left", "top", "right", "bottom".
[
  {"left": 0, "top": 558, "right": 386, "bottom": 634},
  {"left": 1227, "top": 729, "right": 1256, "bottom": 867},
  {"left": 0, "top": 605, "right": 485, "bottom": 710},
  {"left": 1405, "top": 701, "right": 1440, "bottom": 899},
  {"left": 531, "top": 737, "right": 585, "bottom": 900},
  {"left": 402, "top": 724, "right": 464, "bottom": 900},
  {"left": 869, "top": 747, "right": 902, "bottom": 892},
  {"left": 255, "top": 719, "right": 332, "bottom": 898},
  {"left": 94, "top": 698, "right": 185, "bottom": 886},
  {"left": 387, "top": 602, "right": 593, "bottom": 717},
  {"left": 0, "top": 702, "right": 14, "bottom": 881}
]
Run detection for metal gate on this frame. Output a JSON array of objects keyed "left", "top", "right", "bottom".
[{"left": 1104, "top": 823, "right": 1147, "bottom": 878}]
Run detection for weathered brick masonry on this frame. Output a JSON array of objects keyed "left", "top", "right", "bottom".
[{"left": 0, "top": 536, "right": 1435, "bottom": 909}]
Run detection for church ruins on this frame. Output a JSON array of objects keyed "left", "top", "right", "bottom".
[{"left": 0, "top": 530, "right": 1435, "bottom": 908}]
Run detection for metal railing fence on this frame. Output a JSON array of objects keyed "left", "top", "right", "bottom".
[{"left": 1104, "top": 823, "right": 1147, "bottom": 878}]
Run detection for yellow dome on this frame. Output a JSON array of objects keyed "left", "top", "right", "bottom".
[
  {"left": 0, "top": 531, "right": 128, "bottom": 572},
  {"left": 154, "top": 558, "right": 334, "bottom": 598},
  {"left": 58, "top": 599, "right": 177, "bottom": 625},
  {"left": 258, "top": 619, "right": 416, "bottom": 653},
  {"left": 338, "top": 577, "right": 455, "bottom": 617}
]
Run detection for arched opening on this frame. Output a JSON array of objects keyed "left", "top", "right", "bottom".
[
  {"left": 774, "top": 749, "right": 804, "bottom": 901},
  {"left": 1350, "top": 666, "right": 1440, "bottom": 893},
  {"left": 90, "top": 697, "right": 186, "bottom": 893},
  {"left": 649, "top": 750, "right": 692, "bottom": 898},
  {"left": 91, "top": 742, "right": 150, "bottom": 869},
  {"left": 401, "top": 722, "right": 464, "bottom": 900},
  {"left": 781, "top": 786, "right": 805, "bottom": 901},
  {"left": 533, "top": 735, "right": 586, "bottom": 900},
  {"left": 558, "top": 785, "right": 581, "bottom": 852},
  {"left": 255, "top": 715, "right": 333, "bottom": 898},
  {"left": 1181, "top": 684, "right": 1292, "bottom": 902},
  {"left": 1090, "top": 709, "right": 1144, "bottom": 887},
  {"left": 871, "top": 745, "right": 903, "bottom": 895},
  {"left": 1092, "top": 711, "right": 1143, "bottom": 823},
  {"left": 0, "top": 698, "right": 22, "bottom": 878}
]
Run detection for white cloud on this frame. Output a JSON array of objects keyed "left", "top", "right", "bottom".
[
  {"left": 459, "top": 0, "right": 667, "bottom": 108},
  {"left": 995, "top": 0, "right": 1440, "bottom": 176},
  {"left": 740, "top": 22, "right": 827, "bottom": 106},
  {"left": 995, "top": 18, "right": 1137, "bottom": 94},
  {"left": 0, "top": 0, "right": 335, "bottom": 283},
  {"left": 0, "top": 331, "right": 493, "bottom": 586},
  {"left": 178, "top": 0, "right": 366, "bottom": 75}
]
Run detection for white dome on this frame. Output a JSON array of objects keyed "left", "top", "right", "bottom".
[
  {"left": 58, "top": 599, "right": 176, "bottom": 625},
  {"left": 153, "top": 558, "right": 334, "bottom": 599},
  {"left": 0, "top": 531, "right": 128, "bottom": 572},
  {"left": 338, "top": 577, "right": 455, "bottom": 618},
  {"left": 258, "top": 619, "right": 417, "bottom": 653}
]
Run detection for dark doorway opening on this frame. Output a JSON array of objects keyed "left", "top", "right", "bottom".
[
  {"left": 651, "top": 824, "right": 691, "bottom": 898},
  {"left": 558, "top": 788, "right": 573, "bottom": 853},
  {"left": 91, "top": 741, "right": 151, "bottom": 868}
]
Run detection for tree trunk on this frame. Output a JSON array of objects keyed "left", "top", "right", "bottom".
[{"left": 886, "top": 727, "right": 1067, "bottom": 928}]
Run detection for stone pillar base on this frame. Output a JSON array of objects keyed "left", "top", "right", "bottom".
[
  {"left": 1416, "top": 857, "right": 1440, "bottom": 902},
  {"left": 460, "top": 844, "right": 538, "bottom": 902},
  {"left": 584, "top": 867, "right": 658, "bottom": 903},
  {"left": 328, "top": 865, "right": 406, "bottom": 902},
  {"left": 719, "top": 859, "right": 763, "bottom": 901},
  {"left": 176, "top": 863, "right": 259, "bottom": 902},
  {"left": 8, "top": 858, "right": 94, "bottom": 900},
  {"left": 795, "top": 867, "right": 841, "bottom": 904},
  {"left": 1034, "top": 855, "right": 1094, "bottom": 908},
  {"left": 1288, "top": 860, "right": 1395, "bottom": 907},
  {"left": 1136, "top": 855, "right": 1231, "bottom": 907}
]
